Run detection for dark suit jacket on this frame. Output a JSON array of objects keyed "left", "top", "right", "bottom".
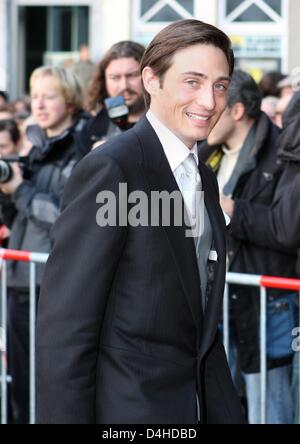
[{"left": 37, "top": 117, "right": 245, "bottom": 424}]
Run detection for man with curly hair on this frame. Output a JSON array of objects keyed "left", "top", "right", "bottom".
[{"left": 77, "top": 41, "right": 145, "bottom": 157}]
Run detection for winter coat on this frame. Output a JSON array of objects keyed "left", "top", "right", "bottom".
[
  {"left": 7, "top": 116, "right": 85, "bottom": 289},
  {"left": 76, "top": 108, "right": 121, "bottom": 159},
  {"left": 233, "top": 90, "right": 300, "bottom": 275},
  {"left": 199, "top": 112, "right": 297, "bottom": 373}
]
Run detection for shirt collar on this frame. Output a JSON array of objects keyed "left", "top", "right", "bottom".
[
  {"left": 221, "top": 143, "right": 242, "bottom": 156},
  {"left": 146, "top": 109, "right": 198, "bottom": 172}
]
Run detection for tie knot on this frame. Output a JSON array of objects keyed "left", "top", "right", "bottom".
[
  {"left": 182, "top": 153, "right": 198, "bottom": 174},
  {"left": 182, "top": 153, "right": 201, "bottom": 187}
]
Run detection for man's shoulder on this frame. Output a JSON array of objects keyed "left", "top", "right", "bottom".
[
  {"left": 95, "top": 126, "right": 140, "bottom": 159},
  {"left": 256, "top": 111, "right": 280, "bottom": 149},
  {"left": 89, "top": 116, "right": 155, "bottom": 160},
  {"left": 74, "top": 125, "right": 142, "bottom": 178}
]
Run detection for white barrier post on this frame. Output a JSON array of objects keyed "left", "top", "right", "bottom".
[
  {"left": 29, "top": 261, "right": 36, "bottom": 424},
  {"left": 1, "top": 260, "right": 7, "bottom": 424},
  {"left": 260, "top": 285, "right": 267, "bottom": 424},
  {"left": 298, "top": 290, "right": 300, "bottom": 425},
  {"left": 223, "top": 283, "right": 229, "bottom": 358},
  {"left": 0, "top": 249, "right": 48, "bottom": 424}
]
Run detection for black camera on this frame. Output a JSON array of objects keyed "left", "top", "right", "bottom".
[
  {"left": 104, "top": 96, "right": 129, "bottom": 131},
  {"left": 0, "top": 156, "right": 29, "bottom": 184}
]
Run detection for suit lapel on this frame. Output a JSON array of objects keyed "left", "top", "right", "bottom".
[
  {"left": 134, "top": 118, "right": 203, "bottom": 333},
  {"left": 198, "top": 162, "right": 226, "bottom": 357}
]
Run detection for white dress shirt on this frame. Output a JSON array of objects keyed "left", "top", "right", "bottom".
[{"left": 146, "top": 110, "right": 200, "bottom": 218}]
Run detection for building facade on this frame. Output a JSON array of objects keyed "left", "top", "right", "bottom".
[{"left": 0, "top": 0, "right": 298, "bottom": 98}]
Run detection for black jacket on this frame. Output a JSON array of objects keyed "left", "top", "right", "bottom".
[
  {"left": 76, "top": 108, "right": 120, "bottom": 159},
  {"left": 37, "top": 117, "right": 245, "bottom": 424},
  {"left": 7, "top": 117, "right": 85, "bottom": 289},
  {"left": 199, "top": 112, "right": 297, "bottom": 373},
  {"left": 233, "top": 91, "right": 300, "bottom": 274},
  {"left": 0, "top": 192, "right": 17, "bottom": 229}
]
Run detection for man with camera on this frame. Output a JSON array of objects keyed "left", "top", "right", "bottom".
[
  {"left": 0, "top": 119, "right": 20, "bottom": 246},
  {"left": 199, "top": 70, "right": 297, "bottom": 423},
  {"left": 0, "top": 66, "right": 85, "bottom": 423},
  {"left": 77, "top": 40, "right": 146, "bottom": 158}
]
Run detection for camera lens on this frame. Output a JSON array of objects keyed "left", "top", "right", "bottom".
[{"left": 0, "top": 160, "right": 13, "bottom": 183}]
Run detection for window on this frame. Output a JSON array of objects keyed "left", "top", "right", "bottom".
[
  {"left": 223, "top": 0, "right": 283, "bottom": 23},
  {"left": 132, "top": 0, "right": 196, "bottom": 44},
  {"left": 226, "top": 0, "right": 282, "bottom": 17},
  {"left": 219, "top": 0, "right": 287, "bottom": 78},
  {"left": 48, "top": 6, "right": 89, "bottom": 52}
]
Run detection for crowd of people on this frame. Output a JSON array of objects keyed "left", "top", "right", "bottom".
[{"left": 0, "top": 23, "right": 299, "bottom": 424}]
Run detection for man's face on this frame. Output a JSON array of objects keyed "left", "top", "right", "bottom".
[
  {"left": 147, "top": 44, "right": 230, "bottom": 148},
  {"left": 31, "top": 76, "right": 73, "bottom": 137},
  {"left": 207, "top": 107, "right": 235, "bottom": 146},
  {"left": 275, "top": 92, "right": 293, "bottom": 128},
  {"left": 105, "top": 57, "right": 143, "bottom": 111},
  {"left": 0, "top": 130, "right": 18, "bottom": 156}
]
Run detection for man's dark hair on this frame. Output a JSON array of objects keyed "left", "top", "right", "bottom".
[
  {"left": 0, "top": 119, "right": 20, "bottom": 144},
  {"left": 85, "top": 41, "right": 145, "bottom": 112},
  {"left": 140, "top": 19, "right": 234, "bottom": 108},
  {"left": 0, "top": 91, "right": 9, "bottom": 103},
  {"left": 227, "top": 70, "right": 262, "bottom": 119},
  {"left": 258, "top": 71, "right": 286, "bottom": 98}
]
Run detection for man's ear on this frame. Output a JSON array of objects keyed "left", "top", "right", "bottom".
[
  {"left": 231, "top": 102, "right": 246, "bottom": 121},
  {"left": 142, "top": 67, "right": 160, "bottom": 98}
]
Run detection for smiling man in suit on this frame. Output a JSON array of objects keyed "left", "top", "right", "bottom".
[{"left": 37, "top": 19, "right": 245, "bottom": 424}]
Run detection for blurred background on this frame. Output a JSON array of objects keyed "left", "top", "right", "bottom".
[{"left": 0, "top": 0, "right": 299, "bottom": 99}]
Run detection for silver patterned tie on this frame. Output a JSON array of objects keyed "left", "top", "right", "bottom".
[
  {"left": 181, "top": 153, "right": 203, "bottom": 239},
  {"left": 181, "top": 153, "right": 212, "bottom": 311}
]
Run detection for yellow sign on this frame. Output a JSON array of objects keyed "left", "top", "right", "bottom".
[
  {"left": 229, "top": 35, "right": 245, "bottom": 47},
  {"left": 248, "top": 68, "right": 264, "bottom": 83}
]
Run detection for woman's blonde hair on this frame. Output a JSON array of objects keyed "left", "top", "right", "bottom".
[{"left": 30, "top": 65, "right": 84, "bottom": 114}]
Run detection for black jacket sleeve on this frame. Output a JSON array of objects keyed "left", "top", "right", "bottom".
[
  {"left": 229, "top": 195, "right": 298, "bottom": 254},
  {"left": 37, "top": 151, "right": 127, "bottom": 423},
  {"left": 0, "top": 192, "right": 17, "bottom": 228},
  {"left": 202, "top": 334, "right": 246, "bottom": 424},
  {"left": 11, "top": 159, "right": 76, "bottom": 231}
]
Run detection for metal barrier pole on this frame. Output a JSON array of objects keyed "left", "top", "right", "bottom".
[
  {"left": 223, "top": 283, "right": 229, "bottom": 358},
  {"left": 0, "top": 248, "right": 299, "bottom": 425},
  {"left": 29, "top": 262, "right": 36, "bottom": 425},
  {"left": 260, "top": 285, "right": 267, "bottom": 424},
  {"left": 1, "top": 260, "right": 7, "bottom": 424},
  {"left": 298, "top": 290, "right": 300, "bottom": 425}
]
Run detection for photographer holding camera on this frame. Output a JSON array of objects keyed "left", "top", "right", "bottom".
[
  {"left": 1, "top": 66, "right": 85, "bottom": 423},
  {"left": 0, "top": 119, "right": 21, "bottom": 246},
  {"left": 77, "top": 40, "right": 145, "bottom": 158}
]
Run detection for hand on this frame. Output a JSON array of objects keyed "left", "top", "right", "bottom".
[
  {"left": 92, "top": 139, "right": 107, "bottom": 150},
  {"left": 0, "top": 162, "right": 24, "bottom": 195},
  {"left": 220, "top": 194, "right": 235, "bottom": 218}
]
